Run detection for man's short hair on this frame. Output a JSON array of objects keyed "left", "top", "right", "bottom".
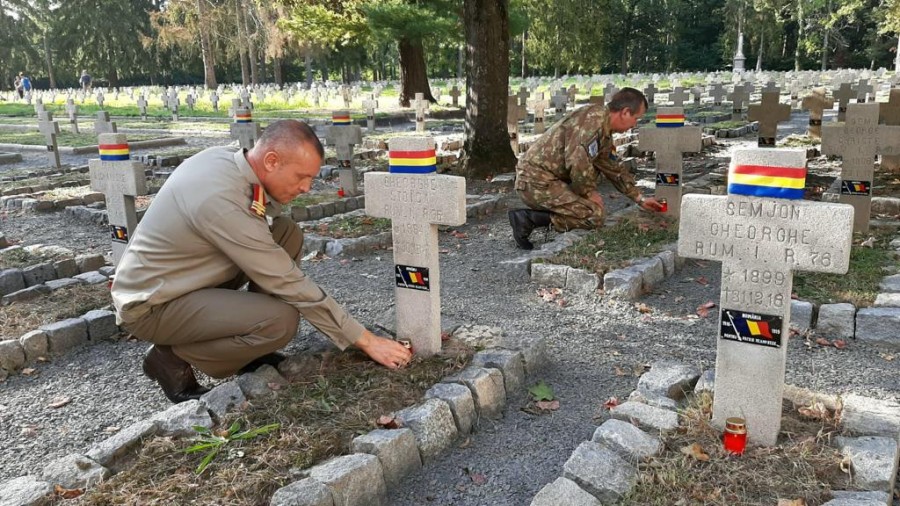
[
  {"left": 257, "top": 120, "right": 324, "bottom": 159},
  {"left": 608, "top": 88, "right": 648, "bottom": 114}
]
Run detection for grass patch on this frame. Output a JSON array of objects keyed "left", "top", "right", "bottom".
[
  {"left": 305, "top": 215, "right": 392, "bottom": 239},
  {"left": 543, "top": 214, "right": 678, "bottom": 276},
  {"left": 793, "top": 230, "right": 896, "bottom": 307},
  {"left": 780, "top": 134, "right": 820, "bottom": 148},
  {"left": 619, "top": 391, "right": 855, "bottom": 505},
  {"left": 0, "top": 283, "right": 111, "bottom": 339},
  {"left": 289, "top": 193, "right": 340, "bottom": 207},
  {"left": 0, "top": 130, "right": 155, "bottom": 147},
  {"left": 73, "top": 342, "right": 472, "bottom": 505},
  {"left": 703, "top": 120, "right": 749, "bottom": 130},
  {"left": 0, "top": 247, "right": 55, "bottom": 269}
]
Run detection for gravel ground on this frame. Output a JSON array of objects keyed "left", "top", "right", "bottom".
[{"left": 0, "top": 113, "right": 897, "bottom": 504}]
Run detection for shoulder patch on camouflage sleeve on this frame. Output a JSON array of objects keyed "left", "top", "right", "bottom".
[{"left": 585, "top": 135, "right": 600, "bottom": 159}]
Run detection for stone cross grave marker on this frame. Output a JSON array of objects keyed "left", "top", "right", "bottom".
[
  {"left": 65, "top": 98, "right": 80, "bottom": 134},
  {"left": 364, "top": 136, "right": 466, "bottom": 356},
  {"left": 691, "top": 85, "right": 704, "bottom": 107},
  {"left": 210, "top": 92, "right": 219, "bottom": 112},
  {"left": 678, "top": 147, "right": 853, "bottom": 446},
  {"left": 95, "top": 90, "right": 105, "bottom": 108},
  {"left": 185, "top": 93, "right": 196, "bottom": 112},
  {"left": 566, "top": 84, "right": 578, "bottom": 106},
  {"left": 529, "top": 93, "right": 550, "bottom": 135},
  {"left": 551, "top": 89, "right": 568, "bottom": 115},
  {"left": 229, "top": 98, "right": 241, "bottom": 119},
  {"left": 710, "top": 82, "right": 726, "bottom": 107},
  {"left": 603, "top": 83, "right": 618, "bottom": 103},
  {"left": 833, "top": 83, "right": 856, "bottom": 122},
  {"left": 37, "top": 111, "right": 62, "bottom": 169},
  {"left": 637, "top": 106, "right": 702, "bottom": 217},
  {"left": 363, "top": 95, "right": 378, "bottom": 132},
  {"left": 878, "top": 88, "right": 900, "bottom": 172},
  {"left": 762, "top": 81, "right": 780, "bottom": 94},
  {"left": 89, "top": 133, "right": 148, "bottom": 265},
  {"left": 326, "top": 110, "right": 363, "bottom": 196},
  {"left": 449, "top": 85, "right": 461, "bottom": 107},
  {"left": 341, "top": 85, "right": 352, "bottom": 109},
  {"left": 644, "top": 83, "right": 659, "bottom": 105},
  {"left": 136, "top": 96, "right": 148, "bottom": 120},
  {"left": 823, "top": 103, "right": 900, "bottom": 232},
  {"left": 669, "top": 87, "right": 689, "bottom": 107},
  {"left": 240, "top": 88, "right": 252, "bottom": 109},
  {"left": 728, "top": 84, "right": 750, "bottom": 121},
  {"left": 414, "top": 93, "right": 429, "bottom": 133},
  {"left": 167, "top": 89, "right": 180, "bottom": 121},
  {"left": 800, "top": 87, "right": 833, "bottom": 139},
  {"left": 747, "top": 92, "right": 791, "bottom": 147},
  {"left": 589, "top": 94, "right": 604, "bottom": 105},
  {"left": 34, "top": 98, "right": 45, "bottom": 116},
  {"left": 255, "top": 88, "right": 266, "bottom": 105},
  {"left": 507, "top": 95, "right": 527, "bottom": 154},
  {"left": 230, "top": 108, "right": 261, "bottom": 150},
  {"left": 518, "top": 85, "right": 530, "bottom": 109},
  {"left": 94, "top": 111, "right": 117, "bottom": 134},
  {"left": 856, "top": 79, "right": 873, "bottom": 103}
]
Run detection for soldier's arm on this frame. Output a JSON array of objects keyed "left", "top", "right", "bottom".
[
  {"left": 596, "top": 154, "right": 641, "bottom": 203},
  {"left": 565, "top": 125, "right": 600, "bottom": 199}
]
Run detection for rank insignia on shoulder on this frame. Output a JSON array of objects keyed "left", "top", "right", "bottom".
[
  {"left": 586, "top": 136, "right": 599, "bottom": 158},
  {"left": 609, "top": 151, "right": 618, "bottom": 162},
  {"left": 250, "top": 184, "right": 266, "bottom": 218}
]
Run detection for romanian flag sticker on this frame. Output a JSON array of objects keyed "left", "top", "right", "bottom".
[
  {"left": 720, "top": 309, "right": 782, "bottom": 348},
  {"left": 728, "top": 163, "right": 807, "bottom": 200},
  {"left": 840, "top": 180, "right": 871, "bottom": 196},
  {"left": 99, "top": 143, "right": 129, "bottom": 161},
  {"left": 655, "top": 113, "right": 685, "bottom": 128},
  {"left": 389, "top": 149, "right": 437, "bottom": 174},
  {"left": 395, "top": 264, "right": 430, "bottom": 291},
  {"left": 656, "top": 173, "right": 679, "bottom": 186},
  {"left": 110, "top": 225, "right": 129, "bottom": 243},
  {"left": 249, "top": 184, "right": 266, "bottom": 218},
  {"left": 332, "top": 112, "right": 352, "bottom": 126},
  {"left": 236, "top": 112, "right": 252, "bottom": 123}
]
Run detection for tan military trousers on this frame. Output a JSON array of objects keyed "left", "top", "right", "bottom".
[
  {"left": 517, "top": 179, "right": 605, "bottom": 231},
  {"left": 123, "top": 216, "right": 303, "bottom": 378}
]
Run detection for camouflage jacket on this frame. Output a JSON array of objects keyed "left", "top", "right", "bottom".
[{"left": 515, "top": 104, "right": 640, "bottom": 201}]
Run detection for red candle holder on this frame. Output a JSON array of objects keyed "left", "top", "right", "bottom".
[
  {"left": 337, "top": 187, "right": 346, "bottom": 197},
  {"left": 658, "top": 198, "right": 668, "bottom": 213},
  {"left": 723, "top": 417, "right": 747, "bottom": 455}
]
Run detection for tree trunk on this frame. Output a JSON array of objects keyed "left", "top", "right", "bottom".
[
  {"left": 274, "top": 56, "right": 283, "bottom": 85},
  {"left": 258, "top": 48, "right": 267, "bottom": 82},
  {"left": 236, "top": 0, "right": 250, "bottom": 86},
  {"left": 820, "top": 0, "right": 829, "bottom": 71},
  {"left": 457, "top": 44, "right": 464, "bottom": 78},
  {"left": 895, "top": 34, "right": 899, "bottom": 72},
  {"left": 196, "top": 0, "right": 217, "bottom": 89},
  {"left": 397, "top": 37, "right": 436, "bottom": 107},
  {"left": 42, "top": 32, "right": 56, "bottom": 89},
  {"left": 794, "top": 0, "right": 803, "bottom": 71},
  {"left": 242, "top": 0, "right": 259, "bottom": 85},
  {"left": 521, "top": 31, "right": 527, "bottom": 78},
  {"left": 756, "top": 30, "right": 763, "bottom": 71},
  {"left": 458, "top": 0, "right": 516, "bottom": 179},
  {"left": 305, "top": 53, "right": 313, "bottom": 89}
]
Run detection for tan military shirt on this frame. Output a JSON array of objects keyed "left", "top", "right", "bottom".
[
  {"left": 111, "top": 146, "right": 365, "bottom": 350},
  {"left": 516, "top": 104, "right": 640, "bottom": 201}
]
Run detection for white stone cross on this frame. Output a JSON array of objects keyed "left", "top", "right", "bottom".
[
  {"left": 507, "top": 95, "right": 526, "bottom": 155},
  {"left": 229, "top": 98, "right": 242, "bottom": 119},
  {"left": 856, "top": 79, "right": 874, "bottom": 103},
  {"left": 709, "top": 82, "right": 726, "bottom": 107},
  {"left": 691, "top": 85, "right": 704, "bottom": 107},
  {"left": 669, "top": 87, "right": 689, "bottom": 107},
  {"left": 89, "top": 133, "right": 148, "bottom": 265},
  {"left": 185, "top": 93, "right": 196, "bottom": 111},
  {"left": 95, "top": 91, "right": 105, "bottom": 108},
  {"left": 678, "top": 147, "right": 853, "bottom": 446},
  {"left": 644, "top": 83, "right": 659, "bottom": 105},
  {"left": 822, "top": 103, "right": 900, "bottom": 232},
  {"left": 551, "top": 89, "right": 568, "bottom": 115},
  {"left": 210, "top": 92, "right": 219, "bottom": 112},
  {"left": 603, "top": 83, "right": 618, "bottom": 103},
  {"left": 728, "top": 84, "right": 750, "bottom": 120},
  {"left": 748, "top": 92, "right": 791, "bottom": 148},
  {"left": 136, "top": 96, "right": 148, "bottom": 120},
  {"left": 833, "top": 83, "right": 857, "bottom": 122},
  {"left": 637, "top": 106, "right": 701, "bottom": 217},
  {"left": 37, "top": 111, "right": 62, "bottom": 169},
  {"left": 363, "top": 95, "right": 378, "bottom": 133},
  {"left": 800, "top": 87, "right": 834, "bottom": 139},
  {"left": 414, "top": 93, "right": 429, "bottom": 133},
  {"left": 241, "top": 89, "right": 252, "bottom": 109},
  {"left": 449, "top": 85, "right": 461, "bottom": 107},
  {"left": 167, "top": 89, "right": 180, "bottom": 121},
  {"left": 365, "top": 136, "right": 466, "bottom": 356},
  {"left": 93, "top": 111, "right": 117, "bottom": 134},
  {"left": 65, "top": 99, "right": 80, "bottom": 134},
  {"left": 518, "top": 85, "right": 531, "bottom": 108},
  {"left": 878, "top": 88, "right": 900, "bottom": 172},
  {"left": 229, "top": 108, "right": 261, "bottom": 150},
  {"left": 529, "top": 93, "right": 550, "bottom": 135},
  {"left": 326, "top": 111, "right": 363, "bottom": 196}
]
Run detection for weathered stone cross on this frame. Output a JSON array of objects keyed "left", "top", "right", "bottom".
[
  {"left": 637, "top": 106, "right": 701, "bottom": 217},
  {"left": 878, "top": 88, "right": 900, "bottom": 172},
  {"left": 747, "top": 91, "right": 791, "bottom": 147},
  {"left": 449, "top": 85, "right": 461, "bottom": 107},
  {"left": 95, "top": 91, "right": 105, "bottom": 108},
  {"left": 413, "top": 93, "right": 429, "bottom": 133},
  {"left": 363, "top": 95, "right": 378, "bottom": 133},
  {"left": 210, "top": 92, "right": 219, "bottom": 112},
  {"left": 529, "top": 93, "right": 550, "bottom": 135},
  {"left": 856, "top": 79, "right": 874, "bottom": 103},
  {"left": 167, "top": 89, "right": 180, "bottom": 121},
  {"left": 364, "top": 136, "right": 466, "bottom": 356},
  {"left": 551, "top": 89, "right": 568, "bottom": 115},
  {"left": 518, "top": 85, "right": 531, "bottom": 108},
  {"left": 507, "top": 95, "right": 526, "bottom": 154},
  {"left": 93, "top": 111, "right": 117, "bottom": 134},
  {"left": 822, "top": 103, "right": 900, "bottom": 232},
  {"left": 326, "top": 110, "right": 363, "bottom": 196},
  {"left": 679, "top": 147, "right": 854, "bottom": 446},
  {"left": 37, "top": 111, "right": 62, "bottom": 169},
  {"left": 136, "top": 96, "right": 148, "bottom": 120},
  {"left": 728, "top": 84, "right": 750, "bottom": 121},
  {"left": 709, "top": 82, "right": 726, "bottom": 107},
  {"left": 833, "top": 83, "right": 857, "bottom": 122},
  {"left": 669, "top": 87, "right": 689, "bottom": 108},
  {"left": 691, "top": 85, "right": 704, "bottom": 107},
  {"left": 644, "top": 83, "right": 659, "bottom": 105},
  {"left": 65, "top": 99, "right": 80, "bottom": 134},
  {"left": 229, "top": 107, "right": 261, "bottom": 150},
  {"left": 89, "top": 133, "right": 148, "bottom": 265},
  {"left": 800, "top": 87, "right": 834, "bottom": 139}
]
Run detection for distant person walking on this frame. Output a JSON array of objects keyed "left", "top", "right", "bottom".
[
  {"left": 14, "top": 72, "right": 24, "bottom": 99},
  {"left": 21, "top": 74, "right": 32, "bottom": 94},
  {"left": 79, "top": 70, "right": 92, "bottom": 91}
]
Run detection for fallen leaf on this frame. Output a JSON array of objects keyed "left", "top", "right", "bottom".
[
  {"left": 339, "top": 259, "right": 350, "bottom": 266},
  {"left": 879, "top": 352, "right": 895, "bottom": 361},
  {"left": 680, "top": 442, "right": 710, "bottom": 462},
  {"left": 440, "top": 331, "right": 451, "bottom": 341},
  {"left": 54, "top": 485, "right": 84, "bottom": 500},
  {"left": 777, "top": 499, "right": 806, "bottom": 506},
  {"left": 832, "top": 339, "right": 847, "bottom": 349},
  {"left": 103, "top": 426, "right": 120, "bottom": 434},
  {"left": 602, "top": 396, "right": 619, "bottom": 410},
  {"left": 528, "top": 381, "right": 555, "bottom": 402},
  {"left": 633, "top": 364, "right": 649, "bottom": 377},
  {"left": 696, "top": 276, "right": 709, "bottom": 286},
  {"left": 815, "top": 337, "right": 831, "bottom": 347},
  {"left": 635, "top": 303, "right": 652, "bottom": 314},
  {"left": 556, "top": 298, "right": 568, "bottom": 307},
  {"left": 21, "top": 368, "right": 36, "bottom": 376},
  {"left": 376, "top": 415, "right": 402, "bottom": 429},
  {"left": 267, "top": 382, "right": 282, "bottom": 391},
  {"left": 859, "top": 236, "right": 875, "bottom": 248},
  {"left": 451, "top": 230, "right": 468, "bottom": 239},
  {"left": 535, "top": 400, "right": 560, "bottom": 411},
  {"left": 839, "top": 455, "right": 853, "bottom": 474},
  {"left": 674, "top": 296, "right": 685, "bottom": 303},
  {"left": 798, "top": 402, "right": 829, "bottom": 420},
  {"left": 458, "top": 437, "right": 472, "bottom": 449},
  {"left": 696, "top": 301, "right": 716, "bottom": 318},
  {"left": 47, "top": 397, "right": 71, "bottom": 409},
  {"left": 614, "top": 366, "right": 627, "bottom": 376},
  {"left": 470, "top": 473, "right": 487, "bottom": 485},
  {"left": 638, "top": 223, "right": 651, "bottom": 232}
]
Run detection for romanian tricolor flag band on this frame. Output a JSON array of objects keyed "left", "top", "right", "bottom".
[
  {"left": 99, "top": 143, "right": 129, "bottom": 161},
  {"left": 249, "top": 184, "right": 266, "bottom": 218},
  {"left": 332, "top": 112, "right": 351, "bottom": 126},
  {"left": 236, "top": 112, "right": 252, "bottom": 123},
  {"left": 389, "top": 149, "right": 437, "bottom": 174},
  {"left": 728, "top": 146, "right": 808, "bottom": 201},
  {"left": 656, "top": 114, "right": 685, "bottom": 128}
]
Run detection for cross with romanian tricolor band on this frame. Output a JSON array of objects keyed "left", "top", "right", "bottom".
[
  {"left": 637, "top": 106, "right": 701, "bottom": 217},
  {"left": 678, "top": 147, "right": 853, "bottom": 446},
  {"left": 325, "top": 110, "right": 363, "bottom": 196},
  {"left": 229, "top": 107, "right": 261, "bottom": 150},
  {"left": 88, "top": 133, "right": 149, "bottom": 266},
  {"left": 365, "top": 137, "right": 466, "bottom": 357}
]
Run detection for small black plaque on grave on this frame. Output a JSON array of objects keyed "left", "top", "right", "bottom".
[
  {"left": 720, "top": 309, "right": 782, "bottom": 348},
  {"left": 656, "top": 173, "right": 680, "bottom": 186},
  {"left": 110, "top": 225, "right": 128, "bottom": 243},
  {"left": 840, "top": 180, "right": 871, "bottom": 196},
  {"left": 395, "top": 264, "right": 430, "bottom": 291}
]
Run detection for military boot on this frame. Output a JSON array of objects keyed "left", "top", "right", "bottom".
[{"left": 508, "top": 209, "right": 553, "bottom": 250}]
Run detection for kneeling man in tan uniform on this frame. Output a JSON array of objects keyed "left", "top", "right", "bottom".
[{"left": 111, "top": 120, "right": 412, "bottom": 403}]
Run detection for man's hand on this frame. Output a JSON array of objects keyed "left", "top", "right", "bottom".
[
  {"left": 589, "top": 192, "right": 605, "bottom": 211},
  {"left": 639, "top": 197, "right": 665, "bottom": 212},
  {"left": 354, "top": 330, "right": 413, "bottom": 370}
]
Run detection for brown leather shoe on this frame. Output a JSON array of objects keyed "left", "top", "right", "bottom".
[{"left": 142, "top": 345, "right": 210, "bottom": 403}]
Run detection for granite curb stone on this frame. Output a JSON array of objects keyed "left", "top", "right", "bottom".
[
  {"left": 85, "top": 420, "right": 158, "bottom": 467},
  {"left": 530, "top": 477, "right": 601, "bottom": 506},
  {"left": 269, "top": 478, "right": 334, "bottom": 506},
  {"left": 816, "top": 303, "right": 856, "bottom": 339},
  {"left": 562, "top": 441, "right": 637, "bottom": 503},
  {"left": 834, "top": 436, "right": 898, "bottom": 491},
  {"left": 0, "top": 476, "right": 53, "bottom": 506},
  {"left": 424, "top": 382, "right": 476, "bottom": 435},
  {"left": 855, "top": 307, "right": 900, "bottom": 348},
  {"left": 41, "top": 454, "right": 110, "bottom": 489},
  {"left": 609, "top": 401, "right": 680, "bottom": 432},
  {"left": 443, "top": 366, "right": 507, "bottom": 421},
  {"left": 469, "top": 349, "right": 525, "bottom": 397},
  {"left": 82, "top": 309, "right": 118, "bottom": 340},
  {"left": 636, "top": 360, "right": 700, "bottom": 400},
  {"left": 591, "top": 419, "right": 663, "bottom": 460},
  {"left": 350, "top": 429, "right": 422, "bottom": 489},
  {"left": 41, "top": 318, "right": 88, "bottom": 356},
  {"left": 200, "top": 381, "right": 247, "bottom": 421},
  {"left": 150, "top": 399, "right": 214, "bottom": 437},
  {"left": 394, "top": 398, "right": 459, "bottom": 463},
  {"left": 306, "top": 453, "right": 387, "bottom": 506}
]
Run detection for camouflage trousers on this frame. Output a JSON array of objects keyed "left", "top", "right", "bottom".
[{"left": 515, "top": 178, "right": 605, "bottom": 232}]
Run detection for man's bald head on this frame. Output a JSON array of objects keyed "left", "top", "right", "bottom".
[{"left": 255, "top": 120, "right": 324, "bottom": 159}]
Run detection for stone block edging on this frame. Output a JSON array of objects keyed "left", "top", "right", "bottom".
[
  {"left": 530, "top": 360, "right": 900, "bottom": 505},
  {"left": 0, "top": 325, "right": 550, "bottom": 506}
]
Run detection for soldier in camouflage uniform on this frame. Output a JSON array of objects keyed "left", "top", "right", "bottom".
[{"left": 509, "top": 87, "right": 664, "bottom": 249}]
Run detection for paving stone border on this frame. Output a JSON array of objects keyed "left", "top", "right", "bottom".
[
  {"left": 529, "top": 360, "right": 900, "bottom": 506},
  {"left": 0, "top": 324, "right": 549, "bottom": 506},
  {"left": 0, "top": 152, "right": 23, "bottom": 165},
  {"left": 0, "top": 136, "right": 186, "bottom": 155}
]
